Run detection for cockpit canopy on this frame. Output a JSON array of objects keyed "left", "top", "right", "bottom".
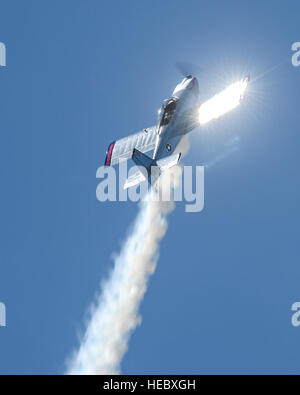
[{"left": 158, "top": 97, "right": 179, "bottom": 127}]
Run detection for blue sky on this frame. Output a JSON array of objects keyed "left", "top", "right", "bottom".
[{"left": 0, "top": 0, "right": 299, "bottom": 374}]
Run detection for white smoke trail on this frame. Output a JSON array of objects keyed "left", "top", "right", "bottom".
[
  {"left": 68, "top": 196, "right": 173, "bottom": 374},
  {"left": 67, "top": 139, "right": 189, "bottom": 375}
]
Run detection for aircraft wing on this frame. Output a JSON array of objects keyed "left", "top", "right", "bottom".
[{"left": 105, "top": 126, "right": 157, "bottom": 166}]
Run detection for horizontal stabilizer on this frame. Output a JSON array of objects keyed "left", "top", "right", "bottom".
[
  {"left": 124, "top": 149, "right": 182, "bottom": 189},
  {"left": 124, "top": 167, "right": 147, "bottom": 190},
  {"left": 156, "top": 152, "right": 181, "bottom": 171}
]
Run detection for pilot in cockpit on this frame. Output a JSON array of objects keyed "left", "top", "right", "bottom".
[{"left": 158, "top": 97, "right": 179, "bottom": 127}]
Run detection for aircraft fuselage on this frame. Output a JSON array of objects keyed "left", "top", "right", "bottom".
[{"left": 153, "top": 75, "right": 200, "bottom": 160}]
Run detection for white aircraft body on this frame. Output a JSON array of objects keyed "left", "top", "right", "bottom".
[{"left": 104, "top": 75, "right": 249, "bottom": 188}]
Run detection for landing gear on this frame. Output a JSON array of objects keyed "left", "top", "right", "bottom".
[{"left": 166, "top": 144, "right": 172, "bottom": 152}]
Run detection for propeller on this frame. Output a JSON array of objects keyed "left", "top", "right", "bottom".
[{"left": 175, "top": 62, "right": 203, "bottom": 78}]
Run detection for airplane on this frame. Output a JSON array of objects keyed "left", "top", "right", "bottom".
[{"left": 104, "top": 74, "right": 249, "bottom": 189}]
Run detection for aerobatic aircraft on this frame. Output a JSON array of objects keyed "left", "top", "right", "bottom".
[{"left": 104, "top": 74, "right": 249, "bottom": 188}]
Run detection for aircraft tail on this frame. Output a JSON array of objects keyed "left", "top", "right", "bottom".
[
  {"left": 123, "top": 149, "right": 181, "bottom": 189},
  {"left": 132, "top": 149, "right": 156, "bottom": 172}
]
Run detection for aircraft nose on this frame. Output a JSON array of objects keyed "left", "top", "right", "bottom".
[{"left": 189, "top": 76, "right": 199, "bottom": 96}]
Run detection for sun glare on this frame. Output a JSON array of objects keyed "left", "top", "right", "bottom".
[{"left": 198, "top": 76, "right": 249, "bottom": 125}]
